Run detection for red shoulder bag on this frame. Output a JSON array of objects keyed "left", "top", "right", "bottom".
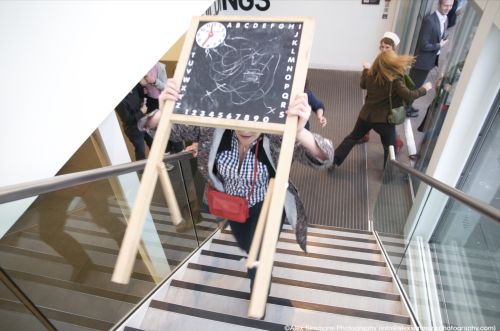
[{"left": 207, "top": 140, "right": 259, "bottom": 223}]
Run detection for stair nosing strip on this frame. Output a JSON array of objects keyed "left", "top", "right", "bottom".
[
  {"left": 188, "top": 262, "right": 400, "bottom": 301},
  {"left": 200, "top": 250, "right": 393, "bottom": 282},
  {"left": 222, "top": 228, "right": 377, "bottom": 244},
  {"left": 150, "top": 300, "right": 285, "bottom": 330},
  {"left": 307, "top": 224, "right": 373, "bottom": 235},
  {"left": 168, "top": 280, "right": 410, "bottom": 325},
  {"left": 211, "top": 239, "right": 386, "bottom": 267}
]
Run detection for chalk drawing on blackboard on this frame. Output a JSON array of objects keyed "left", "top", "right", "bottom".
[
  {"left": 176, "top": 21, "right": 303, "bottom": 124},
  {"left": 206, "top": 36, "right": 280, "bottom": 110}
]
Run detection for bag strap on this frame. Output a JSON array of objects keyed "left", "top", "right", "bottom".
[
  {"left": 389, "top": 80, "right": 394, "bottom": 110},
  {"left": 247, "top": 138, "right": 260, "bottom": 200}
]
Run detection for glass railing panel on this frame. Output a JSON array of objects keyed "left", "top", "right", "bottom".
[
  {"left": 0, "top": 158, "right": 211, "bottom": 330},
  {"left": 428, "top": 193, "right": 500, "bottom": 327},
  {"left": 178, "top": 157, "right": 220, "bottom": 244},
  {"left": 0, "top": 280, "right": 48, "bottom": 330},
  {"left": 375, "top": 168, "right": 500, "bottom": 328},
  {"left": 373, "top": 161, "right": 413, "bottom": 268}
]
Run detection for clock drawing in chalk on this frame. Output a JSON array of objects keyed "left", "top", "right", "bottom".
[
  {"left": 196, "top": 22, "right": 227, "bottom": 49},
  {"left": 175, "top": 20, "right": 303, "bottom": 124}
]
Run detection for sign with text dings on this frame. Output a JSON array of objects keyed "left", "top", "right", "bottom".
[{"left": 169, "top": 16, "right": 314, "bottom": 134}]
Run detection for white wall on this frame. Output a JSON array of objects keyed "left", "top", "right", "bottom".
[
  {"left": 210, "top": 0, "right": 391, "bottom": 70},
  {"left": 0, "top": 1, "right": 212, "bottom": 236}
]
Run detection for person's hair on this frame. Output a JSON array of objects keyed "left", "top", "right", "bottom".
[
  {"left": 368, "top": 50, "right": 415, "bottom": 85},
  {"left": 380, "top": 37, "right": 396, "bottom": 50}
]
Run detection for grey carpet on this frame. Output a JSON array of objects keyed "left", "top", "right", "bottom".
[{"left": 290, "top": 69, "right": 369, "bottom": 230}]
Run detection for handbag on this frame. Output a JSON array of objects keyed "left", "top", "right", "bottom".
[
  {"left": 207, "top": 139, "right": 260, "bottom": 223},
  {"left": 403, "top": 74, "right": 416, "bottom": 90},
  {"left": 387, "top": 80, "right": 406, "bottom": 125}
]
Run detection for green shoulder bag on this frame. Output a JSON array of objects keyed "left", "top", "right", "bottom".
[{"left": 387, "top": 80, "right": 406, "bottom": 125}]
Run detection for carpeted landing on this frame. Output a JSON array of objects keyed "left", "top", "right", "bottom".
[{"left": 290, "top": 68, "right": 369, "bottom": 230}]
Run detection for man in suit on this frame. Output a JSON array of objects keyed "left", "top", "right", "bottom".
[{"left": 407, "top": 0, "right": 454, "bottom": 117}]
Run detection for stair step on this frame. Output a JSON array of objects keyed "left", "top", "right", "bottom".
[
  {"left": 217, "top": 232, "right": 384, "bottom": 261},
  {"left": 198, "top": 251, "right": 397, "bottom": 294},
  {"left": 283, "top": 223, "right": 375, "bottom": 240},
  {"left": 155, "top": 281, "right": 411, "bottom": 326},
  {"left": 182, "top": 263, "right": 404, "bottom": 315},
  {"left": 141, "top": 302, "right": 287, "bottom": 330},
  {"left": 209, "top": 240, "right": 390, "bottom": 276}
]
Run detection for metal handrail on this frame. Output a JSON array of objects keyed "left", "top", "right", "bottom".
[
  {"left": 388, "top": 147, "right": 500, "bottom": 223},
  {"left": 0, "top": 152, "right": 193, "bottom": 204}
]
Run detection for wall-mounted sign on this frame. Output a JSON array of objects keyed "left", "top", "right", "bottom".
[
  {"left": 205, "top": 0, "right": 270, "bottom": 16},
  {"left": 362, "top": 0, "right": 380, "bottom": 4}
]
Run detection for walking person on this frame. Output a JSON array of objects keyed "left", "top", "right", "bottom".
[
  {"left": 360, "top": 32, "right": 406, "bottom": 154},
  {"left": 333, "top": 50, "right": 432, "bottom": 168},
  {"left": 142, "top": 78, "right": 334, "bottom": 302}
]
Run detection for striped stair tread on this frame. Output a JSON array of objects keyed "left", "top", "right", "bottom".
[
  {"left": 140, "top": 280, "right": 411, "bottom": 329},
  {"left": 198, "top": 250, "right": 398, "bottom": 294},
  {"left": 209, "top": 238, "right": 390, "bottom": 277},
  {"left": 181, "top": 263, "right": 404, "bottom": 314},
  {"left": 122, "top": 225, "right": 414, "bottom": 330}
]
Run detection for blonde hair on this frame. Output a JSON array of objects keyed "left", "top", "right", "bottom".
[{"left": 368, "top": 50, "right": 415, "bottom": 85}]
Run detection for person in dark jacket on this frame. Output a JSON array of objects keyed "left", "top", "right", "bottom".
[
  {"left": 360, "top": 32, "right": 406, "bottom": 155},
  {"left": 304, "top": 79, "right": 327, "bottom": 130},
  {"left": 406, "top": 0, "right": 453, "bottom": 116},
  {"left": 333, "top": 50, "right": 432, "bottom": 168},
  {"left": 115, "top": 83, "right": 152, "bottom": 160}
]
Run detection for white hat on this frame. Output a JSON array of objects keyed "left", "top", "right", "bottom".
[{"left": 383, "top": 31, "right": 400, "bottom": 46}]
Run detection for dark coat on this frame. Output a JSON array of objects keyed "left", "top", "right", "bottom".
[
  {"left": 358, "top": 69, "right": 427, "bottom": 123},
  {"left": 115, "top": 83, "right": 145, "bottom": 127},
  {"left": 414, "top": 12, "right": 444, "bottom": 71}
]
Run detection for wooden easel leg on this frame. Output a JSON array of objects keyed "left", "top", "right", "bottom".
[
  {"left": 158, "top": 162, "right": 184, "bottom": 226},
  {"left": 248, "top": 118, "right": 298, "bottom": 319},
  {"left": 112, "top": 119, "right": 173, "bottom": 284},
  {"left": 246, "top": 178, "right": 274, "bottom": 269}
]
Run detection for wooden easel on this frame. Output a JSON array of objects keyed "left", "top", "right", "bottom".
[{"left": 112, "top": 15, "right": 314, "bottom": 319}]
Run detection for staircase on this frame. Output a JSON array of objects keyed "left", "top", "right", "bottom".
[
  {"left": 122, "top": 224, "right": 414, "bottom": 330},
  {"left": 0, "top": 196, "right": 218, "bottom": 330}
]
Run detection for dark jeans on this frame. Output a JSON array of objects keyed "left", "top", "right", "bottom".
[
  {"left": 227, "top": 201, "right": 284, "bottom": 282},
  {"left": 124, "top": 126, "right": 153, "bottom": 160},
  {"left": 334, "top": 117, "right": 396, "bottom": 168}
]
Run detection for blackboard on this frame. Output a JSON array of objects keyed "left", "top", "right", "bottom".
[{"left": 173, "top": 19, "right": 305, "bottom": 125}]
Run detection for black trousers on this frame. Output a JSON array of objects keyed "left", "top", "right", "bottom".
[
  {"left": 227, "top": 201, "right": 284, "bottom": 281},
  {"left": 124, "top": 125, "right": 153, "bottom": 160},
  {"left": 409, "top": 67, "right": 430, "bottom": 89},
  {"left": 334, "top": 117, "right": 396, "bottom": 168},
  {"left": 407, "top": 57, "right": 438, "bottom": 110}
]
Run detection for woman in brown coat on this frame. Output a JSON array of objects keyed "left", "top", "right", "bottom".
[{"left": 334, "top": 50, "right": 432, "bottom": 168}]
